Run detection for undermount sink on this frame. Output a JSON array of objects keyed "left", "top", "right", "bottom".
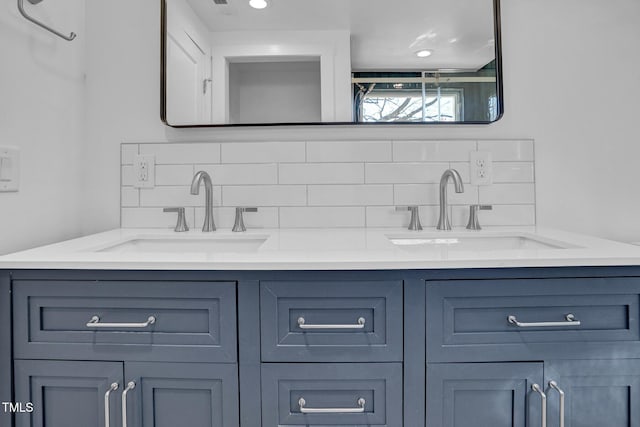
[
  {"left": 99, "top": 235, "right": 268, "bottom": 253},
  {"left": 387, "top": 233, "right": 574, "bottom": 251}
]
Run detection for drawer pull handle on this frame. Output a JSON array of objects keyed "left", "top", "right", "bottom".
[
  {"left": 548, "top": 381, "right": 565, "bottom": 427},
  {"left": 122, "top": 381, "right": 135, "bottom": 427},
  {"left": 297, "top": 317, "right": 366, "bottom": 330},
  {"left": 532, "top": 383, "right": 547, "bottom": 427},
  {"left": 507, "top": 314, "right": 581, "bottom": 328},
  {"left": 104, "top": 382, "right": 118, "bottom": 427},
  {"left": 298, "top": 397, "right": 366, "bottom": 414},
  {"left": 86, "top": 316, "right": 156, "bottom": 329}
]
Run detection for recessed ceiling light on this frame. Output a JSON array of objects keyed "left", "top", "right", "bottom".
[
  {"left": 249, "top": 0, "right": 267, "bottom": 9},
  {"left": 415, "top": 49, "right": 432, "bottom": 58}
]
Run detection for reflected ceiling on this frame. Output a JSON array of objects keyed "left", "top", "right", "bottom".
[{"left": 185, "top": 0, "right": 495, "bottom": 70}]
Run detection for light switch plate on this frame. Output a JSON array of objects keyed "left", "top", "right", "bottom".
[
  {"left": 0, "top": 146, "right": 20, "bottom": 192},
  {"left": 133, "top": 155, "right": 155, "bottom": 188}
]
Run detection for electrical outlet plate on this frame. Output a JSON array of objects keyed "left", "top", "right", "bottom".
[
  {"left": 133, "top": 154, "right": 155, "bottom": 188},
  {"left": 0, "top": 146, "right": 20, "bottom": 192},
  {"left": 470, "top": 151, "right": 493, "bottom": 185}
]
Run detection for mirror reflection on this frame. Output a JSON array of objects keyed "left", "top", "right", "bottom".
[{"left": 162, "top": 0, "right": 501, "bottom": 126}]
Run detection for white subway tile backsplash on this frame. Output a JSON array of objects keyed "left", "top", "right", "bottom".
[
  {"left": 365, "top": 163, "right": 449, "bottom": 184},
  {"left": 306, "top": 141, "right": 392, "bottom": 162},
  {"left": 121, "top": 165, "right": 134, "bottom": 186},
  {"left": 451, "top": 205, "right": 536, "bottom": 227},
  {"left": 493, "top": 163, "right": 535, "bottom": 183},
  {"left": 280, "top": 207, "right": 365, "bottom": 228},
  {"left": 121, "top": 144, "right": 138, "bottom": 165},
  {"left": 140, "top": 186, "right": 222, "bottom": 207},
  {"left": 308, "top": 185, "right": 393, "bottom": 206},
  {"left": 223, "top": 185, "right": 306, "bottom": 206},
  {"left": 479, "top": 183, "right": 535, "bottom": 205},
  {"left": 140, "top": 143, "right": 220, "bottom": 164},
  {"left": 393, "top": 140, "right": 476, "bottom": 161},
  {"left": 394, "top": 184, "right": 479, "bottom": 206},
  {"left": 279, "top": 163, "right": 364, "bottom": 184},
  {"left": 198, "top": 164, "right": 278, "bottom": 185},
  {"left": 221, "top": 141, "right": 305, "bottom": 163},
  {"left": 121, "top": 187, "right": 139, "bottom": 207},
  {"left": 194, "top": 207, "right": 280, "bottom": 229},
  {"left": 477, "top": 140, "right": 534, "bottom": 161},
  {"left": 122, "top": 140, "right": 536, "bottom": 228},
  {"left": 155, "top": 165, "right": 194, "bottom": 186},
  {"left": 366, "top": 206, "right": 439, "bottom": 228}
]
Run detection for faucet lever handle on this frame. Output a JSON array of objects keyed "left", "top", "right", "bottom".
[
  {"left": 163, "top": 207, "right": 189, "bottom": 232},
  {"left": 233, "top": 207, "right": 258, "bottom": 232},
  {"left": 395, "top": 206, "right": 423, "bottom": 231},
  {"left": 466, "top": 204, "right": 492, "bottom": 230}
]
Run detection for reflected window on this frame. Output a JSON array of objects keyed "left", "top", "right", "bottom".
[
  {"left": 353, "top": 62, "right": 497, "bottom": 123},
  {"left": 360, "top": 89, "right": 462, "bottom": 122}
]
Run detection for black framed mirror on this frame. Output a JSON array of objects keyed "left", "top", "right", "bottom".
[{"left": 161, "top": 0, "right": 503, "bottom": 127}]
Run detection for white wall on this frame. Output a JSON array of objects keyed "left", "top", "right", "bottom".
[
  {"left": 229, "top": 61, "right": 322, "bottom": 124},
  {"left": 0, "top": 0, "right": 85, "bottom": 255},
  {"left": 84, "top": 0, "right": 640, "bottom": 242}
]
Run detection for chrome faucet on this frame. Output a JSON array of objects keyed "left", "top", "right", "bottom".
[
  {"left": 190, "top": 171, "right": 216, "bottom": 232},
  {"left": 436, "top": 169, "right": 464, "bottom": 230}
]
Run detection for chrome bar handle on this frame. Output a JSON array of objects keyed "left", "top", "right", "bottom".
[
  {"left": 121, "top": 381, "right": 135, "bottom": 427},
  {"left": 532, "top": 383, "right": 547, "bottom": 427},
  {"left": 87, "top": 316, "right": 156, "bottom": 328},
  {"left": 508, "top": 314, "right": 581, "bottom": 328},
  {"left": 298, "top": 397, "right": 366, "bottom": 414},
  {"left": 297, "top": 317, "right": 365, "bottom": 330},
  {"left": 548, "top": 381, "right": 565, "bottom": 427},
  {"left": 104, "top": 383, "right": 118, "bottom": 427}
]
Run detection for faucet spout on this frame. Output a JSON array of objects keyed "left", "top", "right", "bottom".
[
  {"left": 191, "top": 171, "right": 216, "bottom": 232},
  {"left": 436, "top": 169, "right": 464, "bottom": 230}
]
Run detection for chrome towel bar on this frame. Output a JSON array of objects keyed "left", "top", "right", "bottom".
[{"left": 17, "top": 0, "right": 76, "bottom": 41}]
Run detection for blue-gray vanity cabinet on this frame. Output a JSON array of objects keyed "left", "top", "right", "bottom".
[
  {"left": 544, "top": 359, "right": 640, "bottom": 427},
  {"left": 125, "top": 362, "right": 239, "bottom": 427},
  {"left": 13, "top": 360, "right": 123, "bottom": 427},
  {"left": 426, "top": 362, "right": 544, "bottom": 427},
  {"left": 260, "top": 280, "right": 403, "bottom": 362},
  {"left": 426, "top": 277, "right": 640, "bottom": 362},
  {"left": 0, "top": 274, "right": 11, "bottom": 427},
  {"left": 261, "top": 362, "right": 403, "bottom": 426},
  {"left": 13, "top": 360, "right": 239, "bottom": 427},
  {"left": 12, "top": 280, "right": 237, "bottom": 363}
]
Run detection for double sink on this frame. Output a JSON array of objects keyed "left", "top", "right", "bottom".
[{"left": 99, "top": 232, "right": 573, "bottom": 254}]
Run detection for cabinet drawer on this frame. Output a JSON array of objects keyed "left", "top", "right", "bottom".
[
  {"left": 260, "top": 280, "right": 403, "bottom": 362},
  {"left": 261, "top": 363, "right": 402, "bottom": 426},
  {"left": 13, "top": 280, "right": 237, "bottom": 362},
  {"left": 426, "top": 278, "right": 640, "bottom": 362}
]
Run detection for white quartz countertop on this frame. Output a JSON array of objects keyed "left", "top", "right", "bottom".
[{"left": 2, "top": 227, "right": 640, "bottom": 271}]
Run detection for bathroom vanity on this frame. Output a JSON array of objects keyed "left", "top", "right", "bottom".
[{"left": 1, "top": 227, "right": 640, "bottom": 427}]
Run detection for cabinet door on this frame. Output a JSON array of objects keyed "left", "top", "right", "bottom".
[
  {"left": 426, "top": 362, "right": 544, "bottom": 427},
  {"left": 545, "top": 360, "right": 640, "bottom": 427},
  {"left": 14, "top": 360, "right": 123, "bottom": 427},
  {"left": 124, "top": 362, "right": 238, "bottom": 427}
]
